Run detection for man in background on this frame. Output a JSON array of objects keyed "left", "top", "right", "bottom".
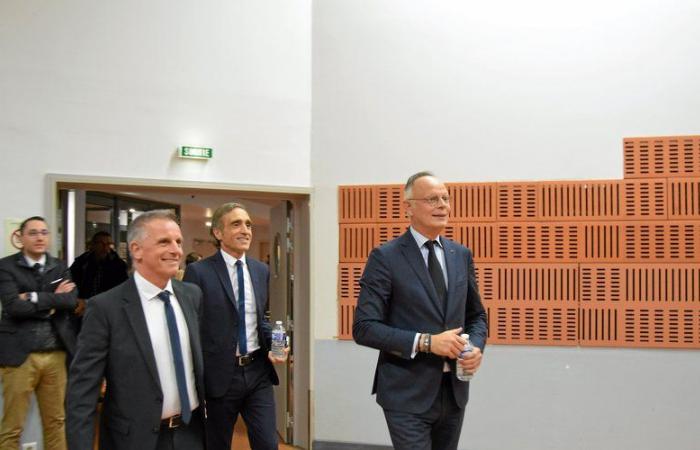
[
  {"left": 70, "top": 231, "right": 128, "bottom": 301},
  {"left": 0, "top": 216, "right": 78, "bottom": 450}
]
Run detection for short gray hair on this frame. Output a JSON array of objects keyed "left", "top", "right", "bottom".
[
  {"left": 127, "top": 210, "right": 178, "bottom": 244},
  {"left": 404, "top": 171, "right": 435, "bottom": 199},
  {"left": 210, "top": 202, "right": 247, "bottom": 242}
]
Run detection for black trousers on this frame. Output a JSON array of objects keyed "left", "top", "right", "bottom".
[
  {"left": 383, "top": 373, "right": 467, "bottom": 450},
  {"left": 155, "top": 408, "right": 205, "bottom": 450},
  {"left": 205, "top": 356, "right": 277, "bottom": 450}
]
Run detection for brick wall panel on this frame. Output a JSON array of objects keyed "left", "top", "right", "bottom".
[{"left": 338, "top": 186, "right": 376, "bottom": 223}]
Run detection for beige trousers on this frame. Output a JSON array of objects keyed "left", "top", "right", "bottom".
[{"left": 0, "top": 351, "right": 67, "bottom": 450}]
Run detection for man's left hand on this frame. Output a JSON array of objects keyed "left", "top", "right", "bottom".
[
  {"left": 456, "top": 346, "right": 483, "bottom": 375},
  {"left": 268, "top": 347, "right": 290, "bottom": 364}
]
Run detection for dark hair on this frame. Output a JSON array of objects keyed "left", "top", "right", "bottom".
[
  {"left": 404, "top": 171, "right": 435, "bottom": 198},
  {"left": 90, "top": 231, "right": 112, "bottom": 245},
  {"left": 19, "top": 216, "right": 47, "bottom": 233},
  {"left": 185, "top": 252, "right": 202, "bottom": 266},
  {"left": 210, "top": 202, "right": 247, "bottom": 243}
]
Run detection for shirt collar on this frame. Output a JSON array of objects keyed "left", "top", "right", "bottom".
[
  {"left": 220, "top": 249, "right": 247, "bottom": 267},
  {"left": 409, "top": 226, "right": 443, "bottom": 249},
  {"left": 24, "top": 253, "right": 47, "bottom": 267},
  {"left": 134, "top": 270, "right": 174, "bottom": 300}
]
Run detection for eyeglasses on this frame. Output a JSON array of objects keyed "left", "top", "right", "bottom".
[
  {"left": 407, "top": 195, "right": 451, "bottom": 207},
  {"left": 25, "top": 230, "right": 50, "bottom": 238}
]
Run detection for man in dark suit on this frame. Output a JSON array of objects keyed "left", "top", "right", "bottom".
[
  {"left": 353, "top": 171, "right": 488, "bottom": 450},
  {"left": 66, "top": 210, "right": 205, "bottom": 450},
  {"left": 183, "top": 202, "right": 286, "bottom": 450},
  {"left": 0, "top": 216, "right": 78, "bottom": 450}
]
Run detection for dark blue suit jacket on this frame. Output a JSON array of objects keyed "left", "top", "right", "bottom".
[
  {"left": 66, "top": 277, "right": 205, "bottom": 450},
  {"left": 183, "top": 251, "right": 278, "bottom": 398},
  {"left": 353, "top": 230, "right": 487, "bottom": 414}
]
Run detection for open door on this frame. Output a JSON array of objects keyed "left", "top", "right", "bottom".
[{"left": 268, "top": 200, "right": 293, "bottom": 443}]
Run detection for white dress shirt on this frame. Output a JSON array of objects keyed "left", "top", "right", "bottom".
[
  {"left": 409, "top": 228, "right": 450, "bottom": 371},
  {"left": 134, "top": 271, "right": 199, "bottom": 418},
  {"left": 220, "top": 250, "right": 260, "bottom": 355},
  {"left": 24, "top": 254, "right": 47, "bottom": 304}
]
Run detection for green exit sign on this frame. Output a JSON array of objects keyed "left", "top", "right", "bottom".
[{"left": 179, "top": 146, "right": 213, "bottom": 159}]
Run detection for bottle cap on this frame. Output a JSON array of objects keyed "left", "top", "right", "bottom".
[
  {"left": 275, "top": 320, "right": 283, "bottom": 325},
  {"left": 461, "top": 333, "right": 470, "bottom": 340}
]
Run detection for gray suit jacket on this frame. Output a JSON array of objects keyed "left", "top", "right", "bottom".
[
  {"left": 66, "top": 277, "right": 205, "bottom": 450},
  {"left": 353, "top": 231, "right": 487, "bottom": 414}
]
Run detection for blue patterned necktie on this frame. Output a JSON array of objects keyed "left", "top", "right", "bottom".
[
  {"left": 235, "top": 260, "right": 248, "bottom": 355},
  {"left": 156, "top": 291, "right": 191, "bottom": 424}
]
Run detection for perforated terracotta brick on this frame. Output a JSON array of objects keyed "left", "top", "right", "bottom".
[
  {"left": 582, "top": 221, "right": 700, "bottom": 262},
  {"left": 580, "top": 264, "right": 700, "bottom": 348},
  {"left": 338, "top": 186, "right": 376, "bottom": 223},
  {"left": 376, "top": 185, "right": 406, "bottom": 222},
  {"left": 668, "top": 178, "right": 700, "bottom": 218},
  {"left": 497, "top": 183, "right": 538, "bottom": 220},
  {"left": 624, "top": 135, "right": 700, "bottom": 178},
  {"left": 338, "top": 263, "right": 366, "bottom": 302},
  {"left": 447, "top": 183, "right": 497, "bottom": 221},
  {"left": 495, "top": 223, "right": 580, "bottom": 262},
  {"left": 338, "top": 298, "right": 356, "bottom": 340},
  {"left": 339, "top": 224, "right": 377, "bottom": 263},
  {"left": 477, "top": 263, "right": 578, "bottom": 302},
  {"left": 337, "top": 135, "right": 700, "bottom": 349},
  {"left": 486, "top": 302, "right": 578, "bottom": 345}
]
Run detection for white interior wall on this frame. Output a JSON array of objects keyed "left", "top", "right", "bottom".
[
  {"left": 0, "top": 0, "right": 311, "bottom": 257},
  {"left": 311, "top": 1, "right": 700, "bottom": 448}
]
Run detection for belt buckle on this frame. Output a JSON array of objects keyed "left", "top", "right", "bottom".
[
  {"left": 167, "top": 415, "right": 181, "bottom": 429},
  {"left": 238, "top": 354, "right": 252, "bottom": 366}
]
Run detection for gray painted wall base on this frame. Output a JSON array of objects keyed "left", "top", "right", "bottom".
[{"left": 315, "top": 340, "right": 700, "bottom": 450}]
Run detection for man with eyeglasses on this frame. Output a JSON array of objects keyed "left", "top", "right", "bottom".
[
  {"left": 0, "top": 216, "right": 79, "bottom": 450},
  {"left": 353, "top": 171, "right": 487, "bottom": 450}
]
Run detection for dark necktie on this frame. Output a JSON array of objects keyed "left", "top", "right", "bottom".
[
  {"left": 32, "top": 263, "right": 43, "bottom": 285},
  {"left": 425, "top": 240, "right": 447, "bottom": 308},
  {"left": 156, "top": 291, "right": 191, "bottom": 424},
  {"left": 235, "top": 260, "right": 248, "bottom": 355}
]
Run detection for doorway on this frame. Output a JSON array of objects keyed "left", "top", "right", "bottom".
[{"left": 49, "top": 174, "right": 311, "bottom": 449}]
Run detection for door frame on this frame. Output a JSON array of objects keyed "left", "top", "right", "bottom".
[{"left": 46, "top": 173, "right": 314, "bottom": 448}]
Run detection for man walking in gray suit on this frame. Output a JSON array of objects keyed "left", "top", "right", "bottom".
[
  {"left": 67, "top": 210, "right": 205, "bottom": 450},
  {"left": 353, "top": 171, "right": 488, "bottom": 450}
]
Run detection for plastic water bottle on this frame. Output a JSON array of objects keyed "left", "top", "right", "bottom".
[
  {"left": 456, "top": 333, "right": 474, "bottom": 382},
  {"left": 271, "top": 321, "right": 286, "bottom": 359}
]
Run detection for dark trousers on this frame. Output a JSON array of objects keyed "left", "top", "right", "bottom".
[
  {"left": 383, "top": 373, "right": 466, "bottom": 450},
  {"left": 155, "top": 409, "right": 205, "bottom": 450},
  {"left": 206, "top": 357, "right": 277, "bottom": 450}
]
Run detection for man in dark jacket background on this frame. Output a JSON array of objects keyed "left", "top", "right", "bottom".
[{"left": 0, "top": 216, "right": 78, "bottom": 450}]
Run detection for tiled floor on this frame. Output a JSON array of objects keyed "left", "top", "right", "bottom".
[{"left": 232, "top": 420, "right": 297, "bottom": 450}]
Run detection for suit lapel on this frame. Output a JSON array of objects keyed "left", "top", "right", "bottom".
[
  {"left": 211, "top": 252, "right": 236, "bottom": 309},
  {"left": 443, "top": 239, "right": 460, "bottom": 320},
  {"left": 121, "top": 278, "right": 162, "bottom": 391},
  {"left": 398, "top": 232, "right": 444, "bottom": 317},
  {"left": 247, "top": 259, "right": 267, "bottom": 317},
  {"left": 172, "top": 281, "right": 204, "bottom": 392}
]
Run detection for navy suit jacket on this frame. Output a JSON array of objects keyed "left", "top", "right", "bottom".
[
  {"left": 66, "top": 277, "right": 205, "bottom": 450},
  {"left": 353, "top": 230, "right": 487, "bottom": 414},
  {"left": 183, "top": 251, "right": 278, "bottom": 398}
]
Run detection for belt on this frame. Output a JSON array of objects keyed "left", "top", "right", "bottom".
[
  {"left": 235, "top": 349, "right": 262, "bottom": 367},
  {"left": 161, "top": 414, "right": 185, "bottom": 429}
]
